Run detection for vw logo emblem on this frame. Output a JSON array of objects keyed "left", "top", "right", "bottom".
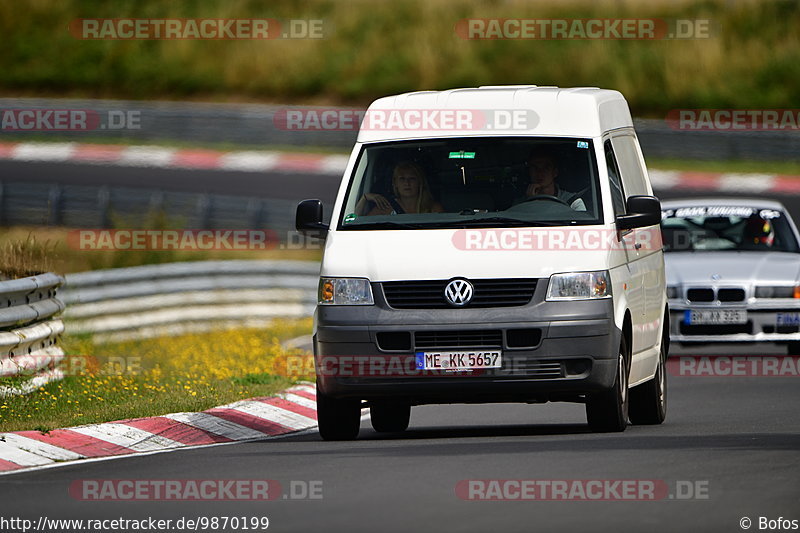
[{"left": 444, "top": 279, "right": 474, "bottom": 307}]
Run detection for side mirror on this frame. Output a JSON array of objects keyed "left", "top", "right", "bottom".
[
  {"left": 296, "top": 199, "right": 329, "bottom": 239},
  {"left": 616, "top": 195, "right": 661, "bottom": 231}
]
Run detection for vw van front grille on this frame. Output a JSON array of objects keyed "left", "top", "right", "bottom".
[
  {"left": 382, "top": 279, "right": 537, "bottom": 309},
  {"left": 414, "top": 330, "right": 503, "bottom": 349}
]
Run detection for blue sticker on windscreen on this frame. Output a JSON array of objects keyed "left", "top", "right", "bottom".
[{"left": 577, "top": 141, "right": 589, "bottom": 149}]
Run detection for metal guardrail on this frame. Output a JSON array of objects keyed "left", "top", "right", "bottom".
[
  {"left": 2, "top": 97, "right": 799, "bottom": 161},
  {"left": 0, "top": 181, "right": 305, "bottom": 232},
  {"left": 0, "top": 273, "right": 66, "bottom": 397},
  {"left": 62, "top": 260, "right": 319, "bottom": 343}
]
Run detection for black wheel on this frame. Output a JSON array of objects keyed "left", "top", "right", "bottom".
[
  {"left": 629, "top": 336, "right": 667, "bottom": 425},
  {"left": 370, "top": 401, "right": 411, "bottom": 433},
  {"left": 586, "top": 338, "right": 629, "bottom": 432},
  {"left": 787, "top": 342, "right": 800, "bottom": 356},
  {"left": 316, "top": 384, "right": 361, "bottom": 441}
]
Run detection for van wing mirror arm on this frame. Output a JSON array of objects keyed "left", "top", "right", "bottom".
[
  {"left": 615, "top": 195, "right": 661, "bottom": 231},
  {"left": 296, "top": 199, "right": 330, "bottom": 239}
]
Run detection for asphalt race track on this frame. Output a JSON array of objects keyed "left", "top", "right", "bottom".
[
  {"left": 1, "top": 160, "right": 799, "bottom": 532},
  {"left": 2, "top": 159, "right": 800, "bottom": 217},
  {"left": 0, "top": 160, "right": 341, "bottom": 201},
  {"left": 3, "top": 373, "right": 798, "bottom": 532}
]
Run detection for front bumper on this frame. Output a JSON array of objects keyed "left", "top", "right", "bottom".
[
  {"left": 314, "top": 282, "right": 621, "bottom": 404},
  {"left": 669, "top": 305, "right": 800, "bottom": 343}
]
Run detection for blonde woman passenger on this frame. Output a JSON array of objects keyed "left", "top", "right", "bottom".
[{"left": 356, "top": 161, "right": 444, "bottom": 215}]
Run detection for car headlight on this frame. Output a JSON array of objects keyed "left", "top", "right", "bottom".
[
  {"left": 319, "top": 277, "right": 374, "bottom": 305},
  {"left": 546, "top": 271, "right": 611, "bottom": 301},
  {"left": 755, "top": 285, "right": 800, "bottom": 299},
  {"left": 667, "top": 286, "right": 679, "bottom": 299}
]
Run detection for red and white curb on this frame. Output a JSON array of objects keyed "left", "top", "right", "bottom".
[
  {"left": 1, "top": 141, "right": 798, "bottom": 194},
  {"left": 0, "top": 141, "right": 349, "bottom": 175},
  {"left": 0, "top": 383, "right": 333, "bottom": 476},
  {"left": 648, "top": 169, "right": 800, "bottom": 195}
]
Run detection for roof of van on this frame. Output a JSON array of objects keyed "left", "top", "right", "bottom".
[{"left": 357, "top": 86, "right": 633, "bottom": 143}]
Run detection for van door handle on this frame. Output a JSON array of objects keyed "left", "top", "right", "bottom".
[{"left": 634, "top": 242, "right": 642, "bottom": 250}]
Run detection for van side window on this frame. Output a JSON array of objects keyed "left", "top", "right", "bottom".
[
  {"left": 604, "top": 141, "right": 626, "bottom": 216},
  {"left": 610, "top": 134, "right": 649, "bottom": 196}
]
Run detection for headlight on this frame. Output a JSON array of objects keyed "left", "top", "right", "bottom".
[
  {"left": 546, "top": 271, "right": 611, "bottom": 301},
  {"left": 755, "top": 285, "right": 800, "bottom": 299},
  {"left": 319, "top": 277, "right": 374, "bottom": 305},
  {"left": 667, "top": 286, "right": 679, "bottom": 299}
]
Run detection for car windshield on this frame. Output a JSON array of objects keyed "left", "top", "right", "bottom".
[
  {"left": 337, "top": 137, "right": 603, "bottom": 229},
  {"left": 661, "top": 205, "right": 800, "bottom": 253}
]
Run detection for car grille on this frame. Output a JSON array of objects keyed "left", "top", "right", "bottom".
[
  {"left": 687, "top": 288, "right": 714, "bottom": 302},
  {"left": 718, "top": 288, "right": 746, "bottom": 302},
  {"left": 686, "top": 287, "right": 746, "bottom": 303},
  {"left": 414, "top": 330, "right": 502, "bottom": 349},
  {"left": 501, "top": 360, "right": 565, "bottom": 378},
  {"left": 382, "top": 279, "right": 537, "bottom": 309}
]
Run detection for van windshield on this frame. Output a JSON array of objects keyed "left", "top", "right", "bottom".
[{"left": 337, "top": 137, "right": 603, "bottom": 230}]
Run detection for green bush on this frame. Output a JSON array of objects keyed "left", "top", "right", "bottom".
[{"left": 1, "top": 0, "right": 797, "bottom": 116}]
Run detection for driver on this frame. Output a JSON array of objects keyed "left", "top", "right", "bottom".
[
  {"left": 741, "top": 214, "right": 775, "bottom": 248},
  {"left": 517, "top": 149, "right": 586, "bottom": 211}
]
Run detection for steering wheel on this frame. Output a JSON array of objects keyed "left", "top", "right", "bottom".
[{"left": 517, "top": 194, "right": 571, "bottom": 207}]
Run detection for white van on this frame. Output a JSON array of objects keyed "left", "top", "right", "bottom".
[{"left": 297, "top": 86, "right": 668, "bottom": 440}]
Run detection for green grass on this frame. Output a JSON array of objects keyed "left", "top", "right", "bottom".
[
  {"left": 0, "top": 224, "right": 323, "bottom": 276},
  {"left": 0, "top": 374, "right": 296, "bottom": 432},
  {"left": 0, "top": 319, "right": 314, "bottom": 433},
  {"left": 1, "top": 0, "right": 798, "bottom": 116}
]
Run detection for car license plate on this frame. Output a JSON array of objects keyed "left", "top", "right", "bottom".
[
  {"left": 416, "top": 350, "right": 501, "bottom": 370},
  {"left": 685, "top": 309, "right": 747, "bottom": 325},
  {"left": 777, "top": 312, "right": 800, "bottom": 326}
]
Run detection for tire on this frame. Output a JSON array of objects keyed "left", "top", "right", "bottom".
[
  {"left": 370, "top": 401, "right": 411, "bottom": 433},
  {"left": 787, "top": 342, "right": 800, "bottom": 356},
  {"left": 586, "top": 338, "right": 629, "bottom": 432},
  {"left": 629, "top": 336, "right": 667, "bottom": 425},
  {"left": 316, "top": 384, "right": 361, "bottom": 441}
]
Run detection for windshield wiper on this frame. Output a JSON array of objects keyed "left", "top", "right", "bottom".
[
  {"left": 344, "top": 221, "right": 429, "bottom": 230},
  {"left": 345, "top": 218, "right": 577, "bottom": 230},
  {"left": 451, "top": 217, "right": 568, "bottom": 227}
]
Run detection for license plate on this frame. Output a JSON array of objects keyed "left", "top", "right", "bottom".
[
  {"left": 777, "top": 312, "right": 800, "bottom": 326},
  {"left": 684, "top": 309, "right": 747, "bottom": 325},
  {"left": 415, "top": 350, "right": 502, "bottom": 370}
]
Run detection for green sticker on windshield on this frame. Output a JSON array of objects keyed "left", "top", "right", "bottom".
[
  {"left": 448, "top": 151, "right": 476, "bottom": 159},
  {"left": 344, "top": 213, "right": 357, "bottom": 223}
]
